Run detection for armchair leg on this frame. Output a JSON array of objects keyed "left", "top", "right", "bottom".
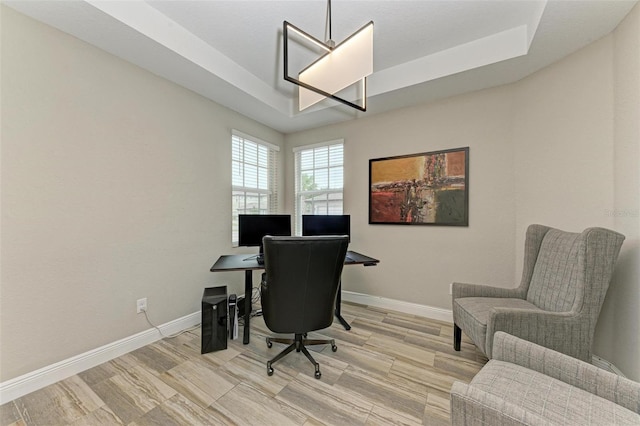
[{"left": 454, "top": 324, "right": 461, "bottom": 351}]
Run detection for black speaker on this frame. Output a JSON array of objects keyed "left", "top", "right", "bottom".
[{"left": 201, "top": 286, "right": 228, "bottom": 354}]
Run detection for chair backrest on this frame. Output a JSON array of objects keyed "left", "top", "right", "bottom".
[
  {"left": 260, "top": 235, "right": 349, "bottom": 334},
  {"left": 525, "top": 226, "right": 625, "bottom": 314}
]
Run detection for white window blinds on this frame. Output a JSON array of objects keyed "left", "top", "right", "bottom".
[
  {"left": 294, "top": 140, "right": 344, "bottom": 234},
  {"left": 232, "top": 131, "right": 279, "bottom": 244}
]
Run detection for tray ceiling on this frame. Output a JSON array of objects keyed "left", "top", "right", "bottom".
[{"left": 5, "top": 0, "right": 637, "bottom": 133}]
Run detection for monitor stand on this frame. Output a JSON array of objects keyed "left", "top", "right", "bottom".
[{"left": 257, "top": 244, "right": 264, "bottom": 265}]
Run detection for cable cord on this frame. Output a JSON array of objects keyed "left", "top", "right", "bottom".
[
  {"left": 251, "top": 286, "right": 261, "bottom": 304},
  {"left": 141, "top": 287, "right": 259, "bottom": 338},
  {"left": 324, "top": 0, "right": 334, "bottom": 44},
  {"left": 142, "top": 309, "right": 200, "bottom": 339}
]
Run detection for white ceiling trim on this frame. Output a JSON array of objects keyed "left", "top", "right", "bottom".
[
  {"left": 370, "top": 1, "right": 546, "bottom": 97},
  {"left": 80, "top": 0, "right": 547, "bottom": 118},
  {"left": 371, "top": 25, "right": 529, "bottom": 96},
  {"left": 87, "top": 0, "right": 292, "bottom": 115},
  {"left": 526, "top": 0, "right": 548, "bottom": 48}
]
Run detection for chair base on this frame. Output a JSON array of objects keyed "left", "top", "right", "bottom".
[
  {"left": 266, "top": 333, "right": 337, "bottom": 379},
  {"left": 454, "top": 324, "right": 461, "bottom": 351}
]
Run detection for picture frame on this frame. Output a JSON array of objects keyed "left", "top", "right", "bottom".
[{"left": 369, "top": 147, "right": 469, "bottom": 226}]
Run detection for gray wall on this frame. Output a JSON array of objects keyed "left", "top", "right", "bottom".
[
  {"left": 513, "top": 5, "right": 639, "bottom": 379},
  {"left": 0, "top": 6, "right": 284, "bottom": 381},
  {"left": 285, "top": 87, "right": 517, "bottom": 312}
]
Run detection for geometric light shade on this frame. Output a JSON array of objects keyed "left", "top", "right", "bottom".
[
  {"left": 284, "top": 21, "right": 374, "bottom": 111},
  {"left": 299, "top": 22, "right": 373, "bottom": 110}
]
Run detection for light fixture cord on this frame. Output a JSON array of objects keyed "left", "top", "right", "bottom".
[{"left": 328, "top": 0, "right": 332, "bottom": 40}]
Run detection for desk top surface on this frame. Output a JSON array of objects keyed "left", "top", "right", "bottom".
[{"left": 210, "top": 250, "right": 379, "bottom": 272}]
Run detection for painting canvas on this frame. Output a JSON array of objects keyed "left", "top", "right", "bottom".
[{"left": 369, "top": 147, "right": 469, "bottom": 226}]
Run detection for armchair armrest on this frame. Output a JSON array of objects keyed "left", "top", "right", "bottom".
[
  {"left": 452, "top": 282, "right": 525, "bottom": 300},
  {"left": 450, "top": 381, "right": 547, "bottom": 425},
  {"left": 492, "top": 332, "right": 640, "bottom": 414},
  {"left": 487, "top": 308, "right": 590, "bottom": 361}
]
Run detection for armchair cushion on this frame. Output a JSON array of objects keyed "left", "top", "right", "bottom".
[
  {"left": 526, "top": 229, "right": 582, "bottom": 312},
  {"left": 450, "top": 381, "right": 548, "bottom": 426},
  {"left": 453, "top": 298, "right": 541, "bottom": 355}
]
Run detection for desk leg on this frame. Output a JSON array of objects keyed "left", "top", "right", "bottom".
[
  {"left": 335, "top": 280, "right": 351, "bottom": 330},
  {"left": 243, "top": 270, "right": 252, "bottom": 344}
]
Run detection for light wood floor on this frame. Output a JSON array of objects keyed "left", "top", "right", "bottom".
[{"left": 1, "top": 302, "right": 487, "bottom": 426}]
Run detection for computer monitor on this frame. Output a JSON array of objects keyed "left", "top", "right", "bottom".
[
  {"left": 238, "top": 214, "right": 292, "bottom": 251},
  {"left": 302, "top": 215, "right": 350, "bottom": 242}
]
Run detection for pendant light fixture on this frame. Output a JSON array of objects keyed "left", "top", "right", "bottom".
[{"left": 283, "top": 0, "right": 373, "bottom": 111}]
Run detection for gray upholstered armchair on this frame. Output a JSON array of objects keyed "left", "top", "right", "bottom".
[
  {"left": 450, "top": 332, "right": 640, "bottom": 425},
  {"left": 452, "top": 224, "right": 625, "bottom": 361}
]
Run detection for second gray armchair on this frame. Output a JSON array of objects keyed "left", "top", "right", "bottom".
[
  {"left": 451, "top": 332, "right": 640, "bottom": 425},
  {"left": 452, "top": 224, "right": 624, "bottom": 361}
]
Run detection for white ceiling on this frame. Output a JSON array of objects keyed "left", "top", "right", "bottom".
[{"left": 5, "top": 0, "right": 637, "bottom": 134}]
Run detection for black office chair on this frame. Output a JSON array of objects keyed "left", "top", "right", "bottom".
[{"left": 260, "top": 235, "right": 349, "bottom": 379}]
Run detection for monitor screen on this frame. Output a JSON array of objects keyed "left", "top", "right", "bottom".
[
  {"left": 238, "top": 214, "right": 292, "bottom": 247},
  {"left": 302, "top": 215, "right": 350, "bottom": 242}
]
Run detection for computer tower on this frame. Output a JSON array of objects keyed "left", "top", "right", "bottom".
[{"left": 201, "top": 286, "right": 228, "bottom": 354}]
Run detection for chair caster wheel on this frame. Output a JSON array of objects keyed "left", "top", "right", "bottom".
[
  {"left": 314, "top": 370, "right": 321, "bottom": 379},
  {"left": 266, "top": 338, "right": 272, "bottom": 348},
  {"left": 268, "top": 367, "right": 274, "bottom": 376},
  {"left": 331, "top": 344, "right": 337, "bottom": 352}
]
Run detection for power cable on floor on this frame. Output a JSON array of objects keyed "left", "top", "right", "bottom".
[{"left": 142, "top": 309, "right": 200, "bottom": 339}]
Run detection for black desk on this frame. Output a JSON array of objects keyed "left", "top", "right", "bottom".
[{"left": 210, "top": 250, "right": 379, "bottom": 344}]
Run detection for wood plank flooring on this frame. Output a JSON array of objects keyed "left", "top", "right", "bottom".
[{"left": 1, "top": 302, "right": 487, "bottom": 426}]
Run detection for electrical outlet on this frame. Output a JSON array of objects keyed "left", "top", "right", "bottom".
[
  {"left": 449, "top": 283, "right": 453, "bottom": 295},
  {"left": 136, "top": 298, "right": 147, "bottom": 314}
]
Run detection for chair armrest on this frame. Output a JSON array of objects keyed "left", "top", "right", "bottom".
[
  {"left": 450, "top": 381, "right": 547, "bottom": 425},
  {"left": 492, "top": 332, "right": 640, "bottom": 414},
  {"left": 452, "top": 282, "right": 524, "bottom": 300},
  {"left": 486, "top": 308, "right": 591, "bottom": 361}
]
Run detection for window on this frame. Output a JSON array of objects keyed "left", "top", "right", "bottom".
[
  {"left": 231, "top": 130, "right": 279, "bottom": 244},
  {"left": 294, "top": 140, "right": 344, "bottom": 234}
]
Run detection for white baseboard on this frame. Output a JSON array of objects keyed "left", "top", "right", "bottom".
[
  {"left": 341, "top": 290, "right": 454, "bottom": 323},
  {"left": 592, "top": 355, "right": 627, "bottom": 377},
  {"left": 0, "top": 312, "right": 200, "bottom": 404}
]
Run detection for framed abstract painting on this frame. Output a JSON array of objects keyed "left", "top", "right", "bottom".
[{"left": 369, "top": 147, "right": 469, "bottom": 226}]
